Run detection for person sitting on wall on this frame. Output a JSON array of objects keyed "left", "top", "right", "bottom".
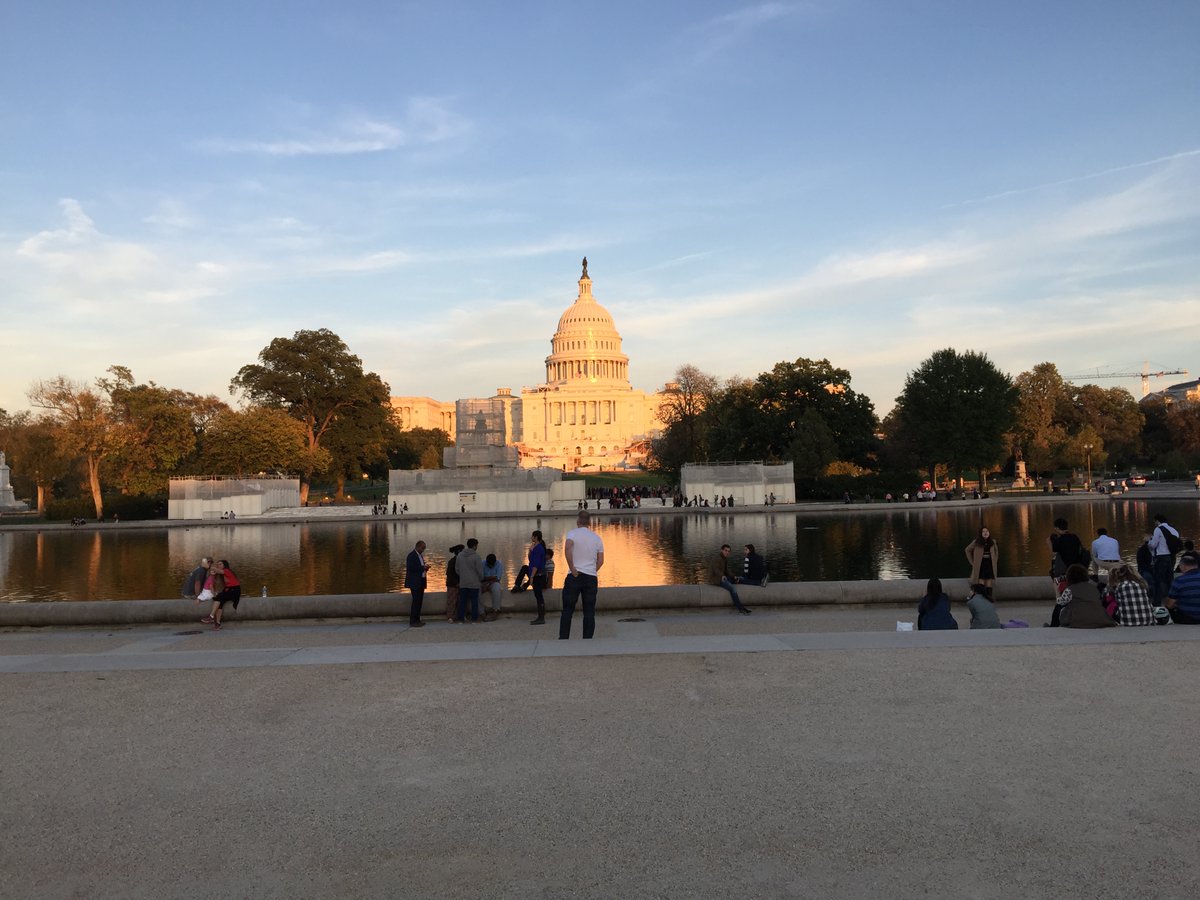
[
  {"left": 481, "top": 553, "right": 505, "bottom": 620},
  {"left": 737, "top": 544, "right": 769, "bottom": 587},
  {"left": 707, "top": 544, "right": 751, "bottom": 615},
  {"left": 1166, "top": 552, "right": 1200, "bottom": 624},
  {"left": 917, "top": 579, "right": 958, "bottom": 631}
]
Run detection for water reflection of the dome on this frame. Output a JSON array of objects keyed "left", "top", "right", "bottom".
[{"left": 2, "top": 500, "right": 1198, "bottom": 602}]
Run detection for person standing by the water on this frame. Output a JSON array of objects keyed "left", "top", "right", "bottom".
[
  {"left": 1150, "top": 514, "right": 1181, "bottom": 606},
  {"left": 404, "top": 540, "right": 429, "bottom": 627},
  {"left": 1048, "top": 518, "right": 1083, "bottom": 592},
  {"left": 964, "top": 527, "right": 998, "bottom": 597},
  {"left": 559, "top": 509, "right": 605, "bottom": 639},
  {"left": 445, "top": 545, "right": 464, "bottom": 623},
  {"left": 455, "top": 538, "right": 484, "bottom": 623},
  {"left": 528, "top": 530, "right": 548, "bottom": 625}
]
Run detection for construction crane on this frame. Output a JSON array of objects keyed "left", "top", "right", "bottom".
[{"left": 1065, "top": 361, "right": 1189, "bottom": 398}]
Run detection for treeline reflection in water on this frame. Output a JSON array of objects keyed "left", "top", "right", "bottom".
[{"left": 2, "top": 499, "right": 1197, "bottom": 602}]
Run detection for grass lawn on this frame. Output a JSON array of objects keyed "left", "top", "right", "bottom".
[{"left": 565, "top": 471, "right": 668, "bottom": 490}]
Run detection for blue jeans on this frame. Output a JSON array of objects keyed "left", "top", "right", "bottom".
[
  {"left": 559, "top": 573, "right": 598, "bottom": 639},
  {"left": 1152, "top": 556, "right": 1175, "bottom": 606},
  {"left": 718, "top": 577, "right": 743, "bottom": 609},
  {"left": 456, "top": 587, "right": 480, "bottom": 622}
]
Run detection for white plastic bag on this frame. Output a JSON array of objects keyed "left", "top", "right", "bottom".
[{"left": 896, "top": 621, "right": 914, "bottom": 632}]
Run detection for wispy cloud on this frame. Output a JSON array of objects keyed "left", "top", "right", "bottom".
[
  {"left": 201, "top": 98, "right": 471, "bottom": 156},
  {"left": 945, "top": 148, "right": 1200, "bottom": 209},
  {"left": 688, "top": 2, "right": 811, "bottom": 58}
]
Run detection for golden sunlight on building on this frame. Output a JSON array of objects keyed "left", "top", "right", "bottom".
[{"left": 391, "top": 259, "right": 669, "bottom": 471}]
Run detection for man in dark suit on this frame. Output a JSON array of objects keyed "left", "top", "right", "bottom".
[{"left": 404, "top": 540, "right": 430, "bottom": 627}]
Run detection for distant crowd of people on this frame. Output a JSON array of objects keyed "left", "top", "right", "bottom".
[
  {"left": 403, "top": 510, "right": 604, "bottom": 638},
  {"left": 916, "top": 513, "right": 1196, "bottom": 630},
  {"left": 179, "top": 501, "right": 1195, "bottom": 638}
]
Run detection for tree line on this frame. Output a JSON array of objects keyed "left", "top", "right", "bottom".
[
  {"left": 651, "top": 351, "right": 1200, "bottom": 494},
  {"left": 0, "top": 329, "right": 451, "bottom": 517},
  {"left": 4, "top": 337, "right": 1196, "bottom": 517}
]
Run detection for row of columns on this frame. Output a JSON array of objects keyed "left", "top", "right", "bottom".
[
  {"left": 547, "top": 359, "right": 627, "bottom": 382},
  {"left": 549, "top": 399, "right": 618, "bottom": 427}
]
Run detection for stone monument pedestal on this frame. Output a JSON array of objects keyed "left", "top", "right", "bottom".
[{"left": 0, "top": 451, "right": 30, "bottom": 511}]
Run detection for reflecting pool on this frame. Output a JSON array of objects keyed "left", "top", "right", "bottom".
[{"left": 2, "top": 498, "right": 1197, "bottom": 602}]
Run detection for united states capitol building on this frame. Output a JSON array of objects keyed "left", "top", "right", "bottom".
[{"left": 391, "top": 260, "right": 671, "bottom": 472}]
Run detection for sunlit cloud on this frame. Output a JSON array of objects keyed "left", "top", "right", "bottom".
[{"left": 13, "top": 198, "right": 227, "bottom": 309}]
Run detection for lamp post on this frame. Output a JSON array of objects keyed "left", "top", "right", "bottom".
[{"left": 1084, "top": 443, "right": 1093, "bottom": 489}]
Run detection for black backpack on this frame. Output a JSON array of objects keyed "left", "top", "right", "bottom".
[{"left": 1159, "top": 525, "right": 1184, "bottom": 555}]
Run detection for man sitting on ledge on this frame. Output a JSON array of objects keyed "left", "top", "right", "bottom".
[
  {"left": 737, "top": 543, "right": 769, "bottom": 587},
  {"left": 1167, "top": 552, "right": 1200, "bottom": 624},
  {"left": 708, "top": 544, "right": 752, "bottom": 615}
]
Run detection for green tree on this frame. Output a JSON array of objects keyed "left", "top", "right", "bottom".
[
  {"left": 2, "top": 416, "right": 76, "bottom": 513},
  {"left": 649, "top": 364, "right": 718, "bottom": 478},
  {"left": 321, "top": 377, "right": 402, "bottom": 497},
  {"left": 749, "top": 358, "right": 877, "bottom": 467},
  {"left": 99, "top": 367, "right": 206, "bottom": 495},
  {"left": 1011, "top": 363, "right": 1071, "bottom": 474},
  {"left": 893, "top": 349, "right": 1017, "bottom": 489},
  {"left": 1061, "top": 384, "right": 1143, "bottom": 471},
  {"left": 198, "top": 406, "right": 329, "bottom": 478},
  {"left": 389, "top": 427, "right": 453, "bottom": 470},
  {"left": 230, "top": 329, "right": 393, "bottom": 503},
  {"left": 1139, "top": 396, "right": 1173, "bottom": 464},
  {"left": 28, "top": 376, "right": 115, "bottom": 518},
  {"left": 1164, "top": 403, "right": 1200, "bottom": 469}
]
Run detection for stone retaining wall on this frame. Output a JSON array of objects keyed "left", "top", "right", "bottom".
[{"left": 0, "top": 577, "right": 1054, "bottom": 627}]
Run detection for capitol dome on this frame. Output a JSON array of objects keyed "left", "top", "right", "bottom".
[{"left": 544, "top": 259, "right": 630, "bottom": 388}]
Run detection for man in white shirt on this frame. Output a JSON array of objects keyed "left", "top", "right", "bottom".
[
  {"left": 1090, "top": 527, "right": 1121, "bottom": 580},
  {"left": 559, "top": 509, "right": 605, "bottom": 639},
  {"left": 1149, "top": 513, "right": 1181, "bottom": 605}
]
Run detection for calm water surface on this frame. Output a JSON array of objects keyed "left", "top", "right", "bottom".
[{"left": 2, "top": 499, "right": 1197, "bottom": 602}]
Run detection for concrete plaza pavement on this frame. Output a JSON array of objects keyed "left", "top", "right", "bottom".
[{"left": 3, "top": 605, "right": 1198, "bottom": 899}]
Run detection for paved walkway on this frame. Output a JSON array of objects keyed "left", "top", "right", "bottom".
[
  {"left": 2, "top": 604, "right": 1197, "bottom": 674},
  {"left": 4, "top": 606, "right": 1198, "bottom": 899}
]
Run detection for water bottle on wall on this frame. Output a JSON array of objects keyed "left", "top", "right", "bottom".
[{"left": 261, "top": 585, "right": 268, "bottom": 597}]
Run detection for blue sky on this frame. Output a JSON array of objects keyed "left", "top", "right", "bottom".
[{"left": 2, "top": 1, "right": 1197, "bottom": 418}]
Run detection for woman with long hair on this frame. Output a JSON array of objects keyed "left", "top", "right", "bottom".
[
  {"left": 964, "top": 526, "right": 998, "bottom": 596},
  {"left": 917, "top": 578, "right": 958, "bottom": 631},
  {"left": 1109, "top": 564, "right": 1163, "bottom": 626},
  {"left": 528, "top": 530, "right": 548, "bottom": 625}
]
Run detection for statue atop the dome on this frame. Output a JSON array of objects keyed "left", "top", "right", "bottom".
[{"left": 581, "top": 256, "right": 588, "bottom": 278}]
